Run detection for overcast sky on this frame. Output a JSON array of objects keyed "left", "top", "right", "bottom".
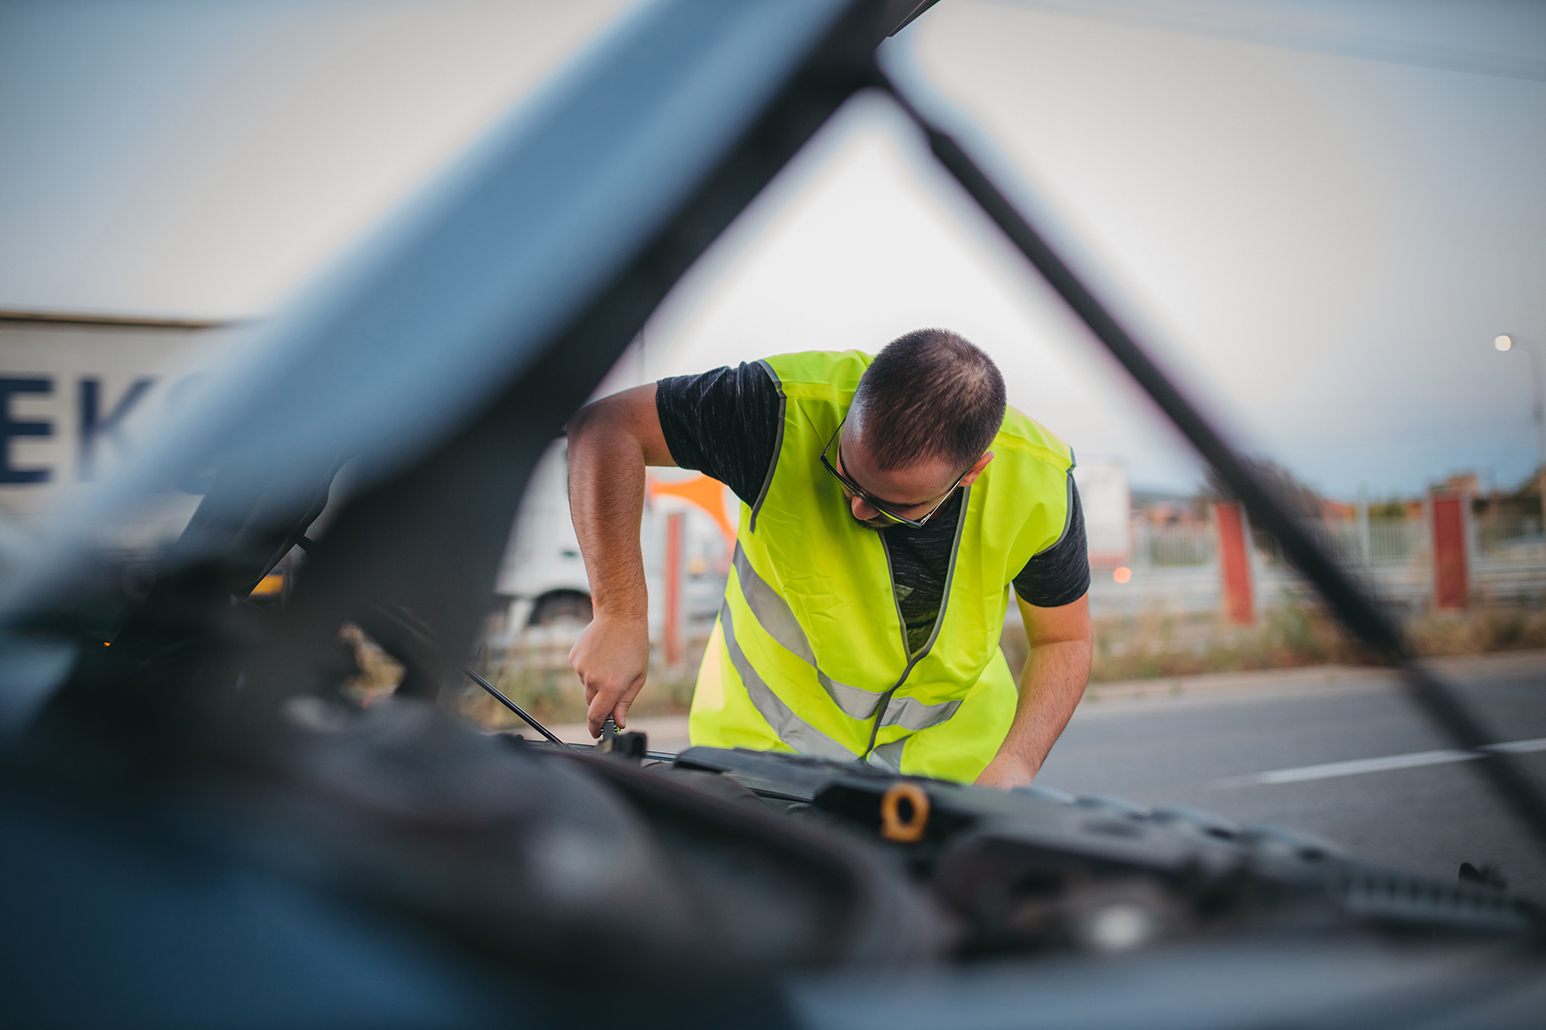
[{"left": 2, "top": 0, "right": 1544, "bottom": 498}]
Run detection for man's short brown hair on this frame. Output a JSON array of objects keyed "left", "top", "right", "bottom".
[{"left": 851, "top": 328, "right": 1006, "bottom": 472}]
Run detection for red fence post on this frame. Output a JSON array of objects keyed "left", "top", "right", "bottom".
[
  {"left": 664, "top": 512, "right": 684, "bottom": 667},
  {"left": 1431, "top": 492, "right": 1469, "bottom": 610},
  {"left": 1215, "top": 501, "right": 1255, "bottom": 625}
]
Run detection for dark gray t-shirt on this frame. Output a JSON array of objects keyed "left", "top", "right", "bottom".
[{"left": 656, "top": 362, "right": 1089, "bottom": 651}]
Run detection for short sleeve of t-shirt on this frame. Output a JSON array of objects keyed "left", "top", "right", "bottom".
[
  {"left": 655, "top": 362, "right": 783, "bottom": 508},
  {"left": 1012, "top": 482, "right": 1090, "bottom": 608}
]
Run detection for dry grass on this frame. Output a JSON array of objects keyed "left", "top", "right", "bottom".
[
  {"left": 1405, "top": 605, "right": 1546, "bottom": 657},
  {"left": 346, "top": 600, "right": 1546, "bottom": 727},
  {"left": 999, "top": 597, "right": 1546, "bottom": 684},
  {"left": 340, "top": 623, "right": 406, "bottom": 705},
  {"left": 455, "top": 644, "right": 705, "bottom": 731},
  {"left": 1079, "top": 602, "right": 1369, "bottom": 684}
]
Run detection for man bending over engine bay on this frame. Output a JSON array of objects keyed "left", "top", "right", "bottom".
[{"left": 564, "top": 329, "right": 1092, "bottom": 788}]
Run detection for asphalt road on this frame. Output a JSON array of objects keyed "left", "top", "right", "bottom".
[{"left": 1036, "top": 655, "right": 1546, "bottom": 900}]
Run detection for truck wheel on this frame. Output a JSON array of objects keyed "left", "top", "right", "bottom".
[{"left": 529, "top": 591, "right": 593, "bottom": 627}]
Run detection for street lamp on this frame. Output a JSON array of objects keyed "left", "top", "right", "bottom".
[{"left": 1494, "top": 333, "right": 1546, "bottom": 512}]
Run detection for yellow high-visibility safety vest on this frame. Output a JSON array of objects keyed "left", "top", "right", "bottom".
[{"left": 687, "top": 350, "right": 1076, "bottom": 783}]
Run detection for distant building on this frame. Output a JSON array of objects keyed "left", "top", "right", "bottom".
[{"left": 1071, "top": 456, "right": 1131, "bottom": 567}]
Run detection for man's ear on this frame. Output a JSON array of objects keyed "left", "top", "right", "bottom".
[{"left": 960, "top": 450, "right": 994, "bottom": 488}]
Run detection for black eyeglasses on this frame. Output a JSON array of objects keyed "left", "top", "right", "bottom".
[{"left": 819, "top": 420, "right": 969, "bottom": 529}]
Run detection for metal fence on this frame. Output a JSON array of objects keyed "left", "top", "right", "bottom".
[
  {"left": 1290, "top": 518, "right": 1420, "bottom": 565},
  {"left": 1476, "top": 515, "right": 1544, "bottom": 556},
  {"left": 1096, "top": 511, "right": 1546, "bottom": 617},
  {"left": 1136, "top": 524, "right": 1214, "bottom": 567},
  {"left": 1369, "top": 519, "right": 1420, "bottom": 561}
]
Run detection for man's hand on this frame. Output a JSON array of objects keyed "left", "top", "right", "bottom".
[{"left": 570, "top": 613, "right": 650, "bottom": 738}]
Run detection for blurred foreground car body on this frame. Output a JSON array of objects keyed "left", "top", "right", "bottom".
[{"left": 1, "top": 1, "right": 1543, "bottom": 1027}]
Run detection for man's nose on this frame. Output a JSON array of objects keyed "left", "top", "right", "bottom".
[{"left": 851, "top": 494, "right": 877, "bottom": 520}]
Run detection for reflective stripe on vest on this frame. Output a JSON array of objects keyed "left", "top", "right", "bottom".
[
  {"left": 716, "top": 598, "right": 857, "bottom": 763},
  {"left": 731, "top": 542, "right": 962, "bottom": 731},
  {"left": 688, "top": 350, "right": 1075, "bottom": 782}
]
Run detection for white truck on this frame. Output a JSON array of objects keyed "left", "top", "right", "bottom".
[
  {"left": 0, "top": 311, "right": 215, "bottom": 564},
  {"left": 490, "top": 437, "right": 732, "bottom": 649},
  {"left": 0, "top": 312, "right": 729, "bottom": 650}
]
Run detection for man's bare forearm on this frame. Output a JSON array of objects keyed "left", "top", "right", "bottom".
[
  {"left": 565, "top": 404, "right": 649, "bottom": 619},
  {"left": 564, "top": 385, "right": 674, "bottom": 735},
  {"left": 997, "top": 639, "right": 1091, "bottom": 777},
  {"left": 976, "top": 594, "right": 1093, "bottom": 788}
]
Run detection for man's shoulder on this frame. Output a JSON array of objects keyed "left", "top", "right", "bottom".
[
  {"left": 994, "top": 405, "right": 1075, "bottom": 473},
  {"left": 760, "top": 350, "right": 873, "bottom": 397}
]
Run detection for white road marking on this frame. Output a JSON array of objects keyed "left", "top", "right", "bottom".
[{"left": 1212, "top": 736, "right": 1546, "bottom": 787}]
